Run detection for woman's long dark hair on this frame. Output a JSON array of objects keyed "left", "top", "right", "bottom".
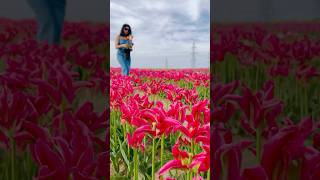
[{"left": 120, "top": 24, "right": 132, "bottom": 37}]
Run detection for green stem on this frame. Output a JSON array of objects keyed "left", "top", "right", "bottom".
[
  {"left": 152, "top": 138, "right": 156, "bottom": 180},
  {"left": 207, "top": 170, "right": 210, "bottom": 180},
  {"left": 304, "top": 85, "right": 307, "bottom": 116},
  {"left": 112, "top": 112, "right": 117, "bottom": 142},
  {"left": 160, "top": 134, "right": 165, "bottom": 167},
  {"left": 191, "top": 139, "right": 195, "bottom": 156},
  {"left": 220, "top": 149, "right": 226, "bottom": 179},
  {"left": 123, "top": 123, "right": 130, "bottom": 158},
  {"left": 26, "top": 151, "right": 30, "bottom": 179},
  {"left": 191, "top": 140, "right": 195, "bottom": 179},
  {"left": 295, "top": 79, "right": 299, "bottom": 116},
  {"left": 298, "top": 81, "right": 303, "bottom": 118},
  {"left": 123, "top": 123, "right": 126, "bottom": 142},
  {"left": 256, "top": 126, "right": 261, "bottom": 162},
  {"left": 10, "top": 129, "right": 15, "bottom": 180},
  {"left": 143, "top": 137, "right": 146, "bottom": 161},
  {"left": 134, "top": 149, "right": 138, "bottom": 180},
  {"left": 255, "top": 65, "right": 259, "bottom": 90},
  {"left": 125, "top": 123, "right": 131, "bottom": 157}
]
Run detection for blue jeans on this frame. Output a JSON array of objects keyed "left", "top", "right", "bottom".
[
  {"left": 26, "top": 0, "right": 66, "bottom": 44},
  {"left": 117, "top": 50, "right": 131, "bottom": 75}
]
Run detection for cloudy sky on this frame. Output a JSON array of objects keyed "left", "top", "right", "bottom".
[
  {"left": 212, "top": 0, "right": 320, "bottom": 22},
  {"left": 0, "top": 0, "right": 107, "bottom": 22},
  {"left": 110, "top": 0, "right": 210, "bottom": 69}
]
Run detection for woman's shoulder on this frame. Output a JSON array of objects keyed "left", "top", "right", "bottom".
[
  {"left": 118, "top": 35, "right": 126, "bottom": 40},
  {"left": 118, "top": 35, "right": 133, "bottom": 40}
]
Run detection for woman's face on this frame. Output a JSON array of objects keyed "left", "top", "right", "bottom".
[{"left": 124, "top": 26, "right": 130, "bottom": 35}]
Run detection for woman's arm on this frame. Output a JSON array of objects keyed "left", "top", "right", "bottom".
[
  {"left": 115, "top": 35, "right": 128, "bottom": 49},
  {"left": 128, "top": 35, "right": 134, "bottom": 49},
  {"left": 115, "top": 35, "right": 121, "bottom": 49}
]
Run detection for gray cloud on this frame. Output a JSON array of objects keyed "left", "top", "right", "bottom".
[
  {"left": 110, "top": 0, "right": 210, "bottom": 68},
  {"left": 0, "top": 0, "right": 107, "bottom": 22},
  {"left": 212, "top": 0, "right": 320, "bottom": 22}
]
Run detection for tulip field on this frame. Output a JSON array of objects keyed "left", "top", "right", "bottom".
[
  {"left": 0, "top": 18, "right": 108, "bottom": 179},
  {"left": 110, "top": 68, "right": 210, "bottom": 179},
  {"left": 3, "top": 16, "right": 320, "bottom": 180},
  {"left": 212, "top": 23, "right": 320, "bottom": 179}
]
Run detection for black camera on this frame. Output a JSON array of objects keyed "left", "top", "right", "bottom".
[{"left": 124, "top": 41, "right": 133, "bottom": 59}]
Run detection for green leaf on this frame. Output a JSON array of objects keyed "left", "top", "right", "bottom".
[
  {"left": 111, "top": 175, "right": 130, "bottom": 180},
  {"left": 118, "top": 137, "right": 130, "bottom": 172}
]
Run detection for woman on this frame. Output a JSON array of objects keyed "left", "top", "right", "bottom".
[
  {"left": 115, "top": 24, "right": 133, "bottom": 76},
  {"left": 27, "top": 0, "right": 66, "bottom": 44}
]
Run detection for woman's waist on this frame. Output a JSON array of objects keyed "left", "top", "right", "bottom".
[{"left": 118, "top": 48, "right": 131, "bottom": 53}]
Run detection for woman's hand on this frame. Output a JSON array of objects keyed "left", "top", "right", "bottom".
[{"left": 121, "top": 44, "right": 129, "bottom": 48}]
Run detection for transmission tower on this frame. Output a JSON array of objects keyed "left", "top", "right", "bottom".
[
  {"left": 165, "top": 57, "right": 168, "bottom": 68},
  {"left": 191, "top": 40, "right": 196, "bottom": 68}
]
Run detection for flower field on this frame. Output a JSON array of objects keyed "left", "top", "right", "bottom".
[
  {"left": 3, "top": 16, "right": 320, "bottom": 180},
  {"left": 110, "top": 68, "right": 210, "bottom": 179},
  {"left": 0, "top": 18, "right": 108, "bottom": 179},
  {"left": 212, "top": 22, "right": 320, "bottom": 179}
]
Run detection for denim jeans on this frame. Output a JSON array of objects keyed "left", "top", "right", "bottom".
[
  {"left": 117, "top": 50, "right": 131, "bottom": 76},
  {"left": 26, "top": 0, "right": 66, "bottom": 44}
]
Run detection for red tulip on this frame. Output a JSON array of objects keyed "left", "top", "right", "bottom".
[
  {"left": 313, "top": 132, "right": 320, "bottom": 150},
  {"left": 241, "top": 166, "right": 268, "bottom": 180},
  {"left": 261, "top": 117, "right": 313, "bottom": 179},
  {"left": 157, "top": 141, "right": 190, "bottom": 176}
]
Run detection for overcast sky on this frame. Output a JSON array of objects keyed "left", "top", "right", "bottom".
[
  {"left": 212, "top": 0, "right": 320, "bottom": 22},
  {"left": 0, "top": 0, "right": 107, "bottom": 22},
  {"left": 110, "top": 0, "right": 210, "bottom": 69}
]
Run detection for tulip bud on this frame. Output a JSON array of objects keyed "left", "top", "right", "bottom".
[
  {"left": 191, "top": 163, "right": 200, "bottom": 173},
  {"left": 152, "top": 122, "right": 157, "bottom": 131},
  {"left": 181, "top": 158, "right": 190, "bottom": 166},
  {"left": 120, "top": 118, "right": 126, "bottom": 125},
  {"left": 156, "top": 129, "right": 160, "bottom": 136}
]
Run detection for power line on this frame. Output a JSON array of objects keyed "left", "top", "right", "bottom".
[
  {"left": 165, "top": 56, "right": 168, "bottom": 69},
  {"left": 191, "top": 40, "right": 196, "bottom": 68}
]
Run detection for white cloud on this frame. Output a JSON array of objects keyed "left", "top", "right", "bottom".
[{"left": 186, "top": 0, "right": 201, "bottom": 21}]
